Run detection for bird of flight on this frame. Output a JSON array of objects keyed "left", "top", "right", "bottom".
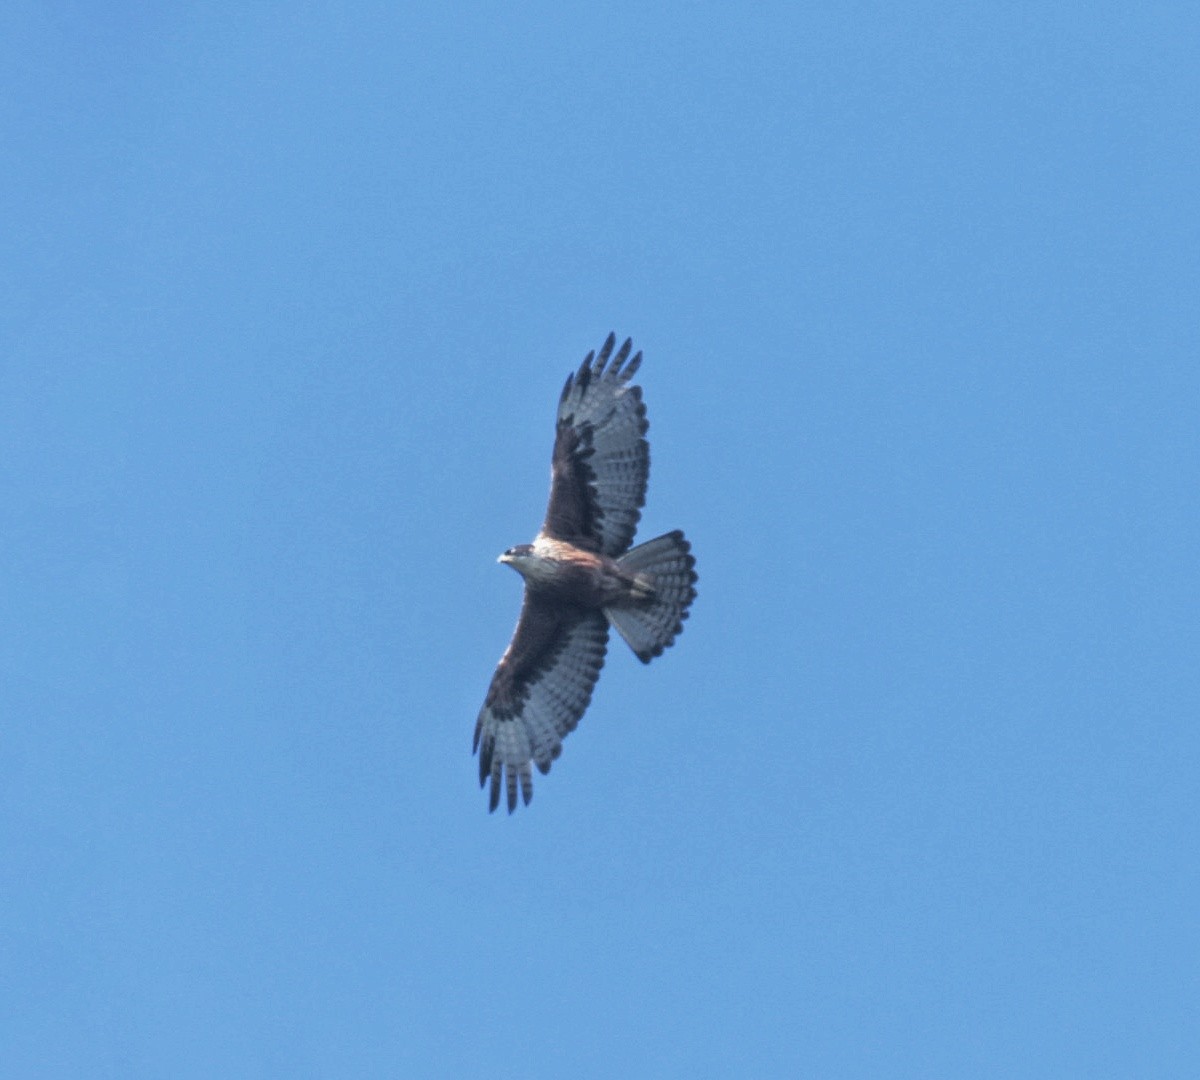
[{"left": 474, "top": 334, "right": 698, "bottom": 813}]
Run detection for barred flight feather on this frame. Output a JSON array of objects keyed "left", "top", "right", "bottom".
[
  {"left": 606, "top": 531, "right": 699, "bottom": 663},
  {"left": 550, "top": 333, "right": 649, "bottom": 556},
  {"left": 474, "top": 610, "right": 608, "bottom": 813}
]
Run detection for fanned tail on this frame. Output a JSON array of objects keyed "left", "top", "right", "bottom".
[{"left": 605, "top": 530, "right": 698, "bottom": 663}]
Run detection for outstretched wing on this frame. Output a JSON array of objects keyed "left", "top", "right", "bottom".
[
  {"left": 541, "top": 334, "right": 650, "bottom": 557},
  {"left": 473, "top": 599, "right": 609, "bottom": 813}
]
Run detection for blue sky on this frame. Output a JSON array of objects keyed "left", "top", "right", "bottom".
[{"left": 3, "top": 3, "right": 1198, "bottom": 1076}]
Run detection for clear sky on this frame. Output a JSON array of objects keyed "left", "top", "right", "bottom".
[{"left": 3, "top": 4, "right": 1197, "bottom": 1077}]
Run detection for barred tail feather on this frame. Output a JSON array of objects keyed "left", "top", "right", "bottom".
[{"left": 606, "top": 530, "right": 698, "bottom": 663}]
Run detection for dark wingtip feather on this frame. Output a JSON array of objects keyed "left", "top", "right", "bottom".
[
  {"left": 476, "top": 729, "right": 492, "bottom": 784},
  {"left": 563, "top": 335, "right": 646, "bottom": 405},
  {"left": 575, "top": 354, "right": 593, "bottom": 400},
  {"left": 610, "top": 337, "right": 633, "bottom": 376},
  {"left": 594, "top": 332, "right": 617, "bottom": 376}
]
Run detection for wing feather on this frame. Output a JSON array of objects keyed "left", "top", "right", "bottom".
[
  {"left": 474, "top": 600, "right": 609, "bottom": 813},
  {"left": 541, "top": 333, "right": 650, "bottom": 556}
]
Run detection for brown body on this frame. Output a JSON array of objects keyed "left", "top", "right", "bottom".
[{"left": 503, "top": 536, "right": 652, "bottom": 608}]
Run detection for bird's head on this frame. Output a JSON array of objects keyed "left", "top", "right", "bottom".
[{"left": 498, "top": 543, "right": 535, "bottom": 571}]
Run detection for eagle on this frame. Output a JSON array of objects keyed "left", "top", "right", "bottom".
[{"left": 473, "top": 334, "right": 698, "bottom": 813}]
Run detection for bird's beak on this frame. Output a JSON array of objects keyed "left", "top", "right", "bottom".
[{"left": 497, "top": 552, "right": 511, "bottom": 565}]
